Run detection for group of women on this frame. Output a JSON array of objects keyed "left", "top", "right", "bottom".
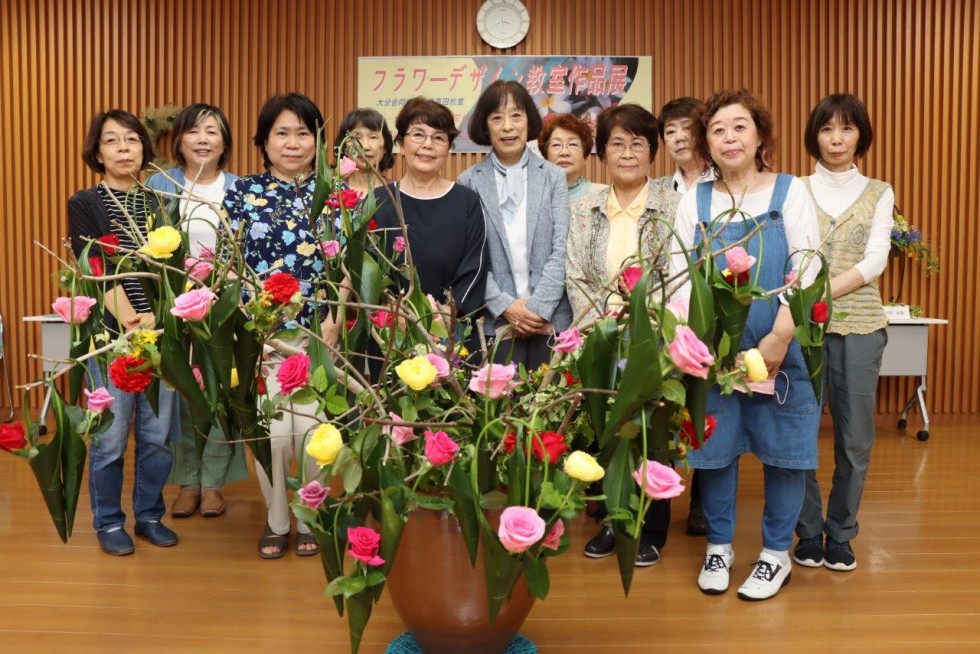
[{"left": 68, "top": 81, "right": 892, "bottom": 602}]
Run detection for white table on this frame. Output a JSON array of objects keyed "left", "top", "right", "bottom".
[
  {"left": 22, "top": 314, "right": 71, "bottom": 433},
  {"left": 879, "top": 317, "right": 948, "bottom": 441}
]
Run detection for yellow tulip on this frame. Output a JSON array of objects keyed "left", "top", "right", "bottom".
[
  {"left": 395, "top": 355, "right": 438, "bottom": 391},
  {"left": 743, "top": 348, "right": 769, "bottom": 382},
  {"left": 140, "top": 226, "right": 182, "bottom": 259},
  {"left": 229, "top": 368, "right": 239, "bottom": 388},
  {"left": 563, "top": 451, "right": 605, "bottom": 483},
  {"left": 306, "top": 423, "right": 344, "bottom": 467}
]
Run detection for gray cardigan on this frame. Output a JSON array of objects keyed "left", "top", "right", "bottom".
[
  {"left": 566, "top": 178, "right": 680, "bottom": 325},
  {"left": 457, "top": 151, "right": 572, "bottom": 334}
]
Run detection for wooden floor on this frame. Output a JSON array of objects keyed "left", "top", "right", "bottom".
[{"left": 1, "top": 415, "right": 979, "bottom": 653}]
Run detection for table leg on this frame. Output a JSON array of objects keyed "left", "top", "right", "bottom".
[{"left": 914, "top": 375, "right": 930, "bottom": 441}]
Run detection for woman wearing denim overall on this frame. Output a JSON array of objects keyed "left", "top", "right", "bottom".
[{"left": 670, "top": 89, "right": 822, "bottom": 601}]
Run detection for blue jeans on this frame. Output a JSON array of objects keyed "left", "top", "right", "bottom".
[
  {"left": 87, "top": 361, "right": 176, "bottom": 531},
  {"left": 701, "top": 457, "right": 805, "bottom": 551}
]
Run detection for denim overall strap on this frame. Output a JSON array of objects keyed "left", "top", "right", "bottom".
[{"left": 688, "top": 174, "right": 820, "bottom": 471}]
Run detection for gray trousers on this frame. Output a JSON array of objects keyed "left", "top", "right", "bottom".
[{"left": 797, "top": 329, "right": 887, "bottom": 542}]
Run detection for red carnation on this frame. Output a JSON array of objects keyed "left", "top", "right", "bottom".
[
  {"left": 0, "top": 421, "right": 27, "bottom": 452},
  {"left": 502, "top": 432, "right": 517, "bottom": 454},
  {"left": 98, "top": 234, "right": 120, "bottom": 255},
  {"left": 531, "top": 431, "right": 569, "bottom": 465},
  {"left": 88, "top": 255, "right": 105, "bottom": 277},
  {"left": 264, "top": 272, "right": 300, "bottom": 305},
  {"left": 563, "top": 371, "right": 578, "bottom": 386},
  {"left": 367, "top": 219, "right": 379, "bottom": 231},
  {"left": 811, "top": 301, "right": 829, "bottom": 324},
  {"left": 327, "top": 188, "right": 363, "bottom": 210},
  {"left": 108, "top": 355, "right": 154, "bottom": 394},
  {"left": 679, "top": 414, "right": 718, "bottom": 451}
]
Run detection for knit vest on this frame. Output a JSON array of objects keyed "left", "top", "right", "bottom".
[{"left": 802, "top": 177, "right": 890, "bottom": 335}]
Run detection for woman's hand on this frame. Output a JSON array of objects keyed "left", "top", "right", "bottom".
[
  {"left": 756, "top": 331, "right": 791, "bottom": 377},
  {"left": 320, "top": 316, "right": 341, "bottom": 348},
  {"left": 502, "top": 299, "right": 546, "bottom": 338},
  {"left": 122, "top": 312, "right": 155, "bottom": 331}
]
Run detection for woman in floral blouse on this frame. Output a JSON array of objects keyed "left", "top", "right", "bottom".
[{"left": 223, "top": 93, "right": 334, "bottom": 559}]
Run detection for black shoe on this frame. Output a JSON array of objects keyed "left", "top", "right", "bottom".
[
  {"left": 635, "top": 543, "right": 661, "bottom": 567},
  {"left": 134, "top": 520, "right": 178, "bottom": 547},
  {"left": 97, "top": 527, "right": 135, "bottom": 556},
  {"left": 686, "top": 499, "right": 707, "bottom": 536},
  {"left": 792, "top": 535, "right": 825, "bottom": 567},
  {"left": 583, "top": 525, "right": 615, "bottom": 558},
  {"left": 824, "top": 538, "right": 856, "bottom": 571}
]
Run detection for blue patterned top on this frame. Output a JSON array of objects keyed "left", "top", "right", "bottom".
[{"left": 224, "top": 171, "right": 329, "bottom": 327}]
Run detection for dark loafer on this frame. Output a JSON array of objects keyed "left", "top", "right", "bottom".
[
  {"left": 134, "top": 520, "right": 178, "bottom": 547},
  {"left": 687, "top": 498, "right": 707, "bottom": 536},
  {"left": 97, "top": 527, "right": 135, "bottom": 556},
  {"left": 584, "top": 525, "right": 616, "bottom": 558},
  {"left": 635, "top": 543, "right": 661, "bottom": 567}
]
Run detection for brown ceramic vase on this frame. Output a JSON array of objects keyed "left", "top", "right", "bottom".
[{"left": 385, "top": 508, "right": 535, "bottom": 654}]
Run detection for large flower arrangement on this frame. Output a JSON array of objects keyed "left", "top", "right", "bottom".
[{"left": 4, "top": 136, "right": 828, "bottom": 654}]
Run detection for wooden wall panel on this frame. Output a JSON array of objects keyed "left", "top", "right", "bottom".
[{"left": 1, "top": 0, "right": 977, "bottom": 413}]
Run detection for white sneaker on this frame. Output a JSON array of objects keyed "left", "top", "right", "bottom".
[
  {"left": 698, "top": 545, "right": 734, "bottom": 595},
  {"left": 737, "top": 551, "right": 792, "bottom": 601}
]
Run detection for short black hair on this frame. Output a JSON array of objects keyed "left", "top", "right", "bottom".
[
  {"left": 657, "top": 97, "right": 703, "bottom": 140},
  {"left": 804, "top": 93, "right": 874, "bottom": 160},
  {"left": 595, "top": 103, "right": 660, "bottom": 163},
  {"left": 334, "top": 107, "right": 395, "bottom": 171},
  {"left": 253, "top": 93, "right": 324, "bottom": 170},
  {"left": 171, "top": 103, "right": 233, "bottom": 169},
  {"left": 81, "top": 109, "right": 154, "bottom": 174},
  {"left": 394, "top": 97, "right": 460, "bottom": 146},
  {"left": 467, "top": 80, "right": 542, "bottom": 146}
]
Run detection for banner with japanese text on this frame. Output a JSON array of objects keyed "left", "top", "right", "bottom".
[{"left": 357, "top": 55, "right": 652, "bottom": 152}]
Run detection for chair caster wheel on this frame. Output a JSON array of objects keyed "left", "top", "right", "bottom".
[
  {"left": 897, "top": 419, "right": 907, "bottom": 430},
  {"left": 916, "top": 430, "right": 929, "bottom": 441}
]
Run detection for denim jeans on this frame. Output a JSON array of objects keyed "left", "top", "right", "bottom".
[
  {"left": 88, "top": 361, "right": 176, "bottom": 531},
  {"left": 701, "top": 457, "right": 806, "bottom": 551}
]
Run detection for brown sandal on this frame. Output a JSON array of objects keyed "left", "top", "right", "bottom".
[
  {"left": 200, "top": 489, "right": 226, "bottom": 517},
  {"left": 295, "top": 532, "right": 319, "bottom": 557},
  {"left": 171, "top": 487, "right": 201, "bottom": 518},
  {"left": 258, "top": 524, "right": 289, "bottom": 559}
]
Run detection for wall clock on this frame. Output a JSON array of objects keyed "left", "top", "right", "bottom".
[{"left": 476, "top": 0, "right": 530, "bottom": 49}]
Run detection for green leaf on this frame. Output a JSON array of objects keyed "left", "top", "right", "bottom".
[
  {"left": 523, "top": 556, "right": 551, "bottom": 600},
  {"left": 325, "top": 393, "right": 350, "bottom": 416},
  {"left": 448, "top": 457, "right": 481, "bottom": 566},
  {"left": 660, "top": 379, "right": 686, "bottom": 407},
  {"left": 310, "top": 365, "right": 329, "bottom": 393},
  {"left": 575, "top": 317, "right": 619, "bottom": 439},
  {"left": 342, "top": 461, "right": 363, "bottom": 494},
  {"left": 288, "top": 386, "right": 318, "bottom": 405}
]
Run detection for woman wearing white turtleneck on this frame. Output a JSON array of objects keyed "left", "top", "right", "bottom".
[{"left": 792, "top": 94, "right": 894, "bottom": 574}]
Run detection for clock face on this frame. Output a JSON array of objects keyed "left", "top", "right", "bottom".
[{"left": 477, "top": 0, "right": 530, "bottom": 49}]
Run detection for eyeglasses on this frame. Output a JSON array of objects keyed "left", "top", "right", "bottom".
[
  {"left": 100, "top": 135, "right": 142, "bottom": 147},
  {"left": 405, "top": 130, "right": 450, "bottom": 147},
  {"left": 606, "top": 140, "right": 650, "bottom": 154},
  {"left": 547, "top": 140, "right": 583, "bottom": 152}
]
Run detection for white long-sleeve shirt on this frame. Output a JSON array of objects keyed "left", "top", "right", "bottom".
[
  {"left": 670, "top": 176, "right": 821, "bottom": 301},
  {"left": 806, "top": 162, "right": 894, "bottom": 283}
]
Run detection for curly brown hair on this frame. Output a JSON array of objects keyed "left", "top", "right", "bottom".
[
  {"left": 537, "top": 113, "right": 594, "bottom": 159},
  {"left": 693, "top": 89, "right": 777, "bottom": 179}
]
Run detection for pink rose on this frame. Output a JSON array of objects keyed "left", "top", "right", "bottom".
[
  {"left": 666, "top": 297, "right": 689, "bottom": 322},
  {"left": 191, "top": 365, "right": 205, "bottom": 390},
  {"left": 83, "top": 387, "right": 114, "bottom": 414},
  {"left": 425, "top": 353, "right": 450, "bottom": 379},
  {"left": 621, "top": 266, "right": 643, "bottom": 292},
  {"left": 393, "top": 236, "right": 406, "bottom": 253},
  {"left": 320, "top": 240, "right": 341, "bottom": 258},
  {"left": 497, "top": 506, "right": 546, "bottom": 554},
  {"left": 52, "top": 296, "right": 97, "bottom": 324},
  {"left": 468, "top": 363, "right": 516, "bottom": 399},
  {"left": 784, "top": 271, "right": 798, "bottom": 286},
  {"left": 724, "top": 246, "right": 757, "bottom": 275},
  {"left": 385, "top": 411, "right": 417, "bottom": 446},
  {"left": 668, "top": 326, "right": 715, "bottom": 379},
  {"left": 553, "top": 327, "right": 584, "bottom": 354},
  {"left": 196, "top": 245, "right": 216, "bottom": 261},
  {"left": 276, "top": 353, "right": 310, "bottom": 395},
  {"left": 424, "top": 430, "right": 459, "bottom": 465},
  {"left": 298, "top": 480, "right": 331, "bottom": 510},
  {"left": 347, "top": 526, "right": 385, "bottom": 566},
  {"left": 338, "top": 156, "right": 358, "bottom": 177},
  {"left": 632, "top": 459, "right": 686, "bottom": 499},
  {"left": 184, "top": 257, "right": 214, "bottom": 282},
  {"left": 170, "top": 288, "right": 217, "bottom": 322},
  {"left": 542, "top": 519, "right": 565, "bottom": 551}
]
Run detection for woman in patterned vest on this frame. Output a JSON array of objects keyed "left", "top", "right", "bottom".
[{"left": 792, "top": 94, "right": 895, "bottom": 573}]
